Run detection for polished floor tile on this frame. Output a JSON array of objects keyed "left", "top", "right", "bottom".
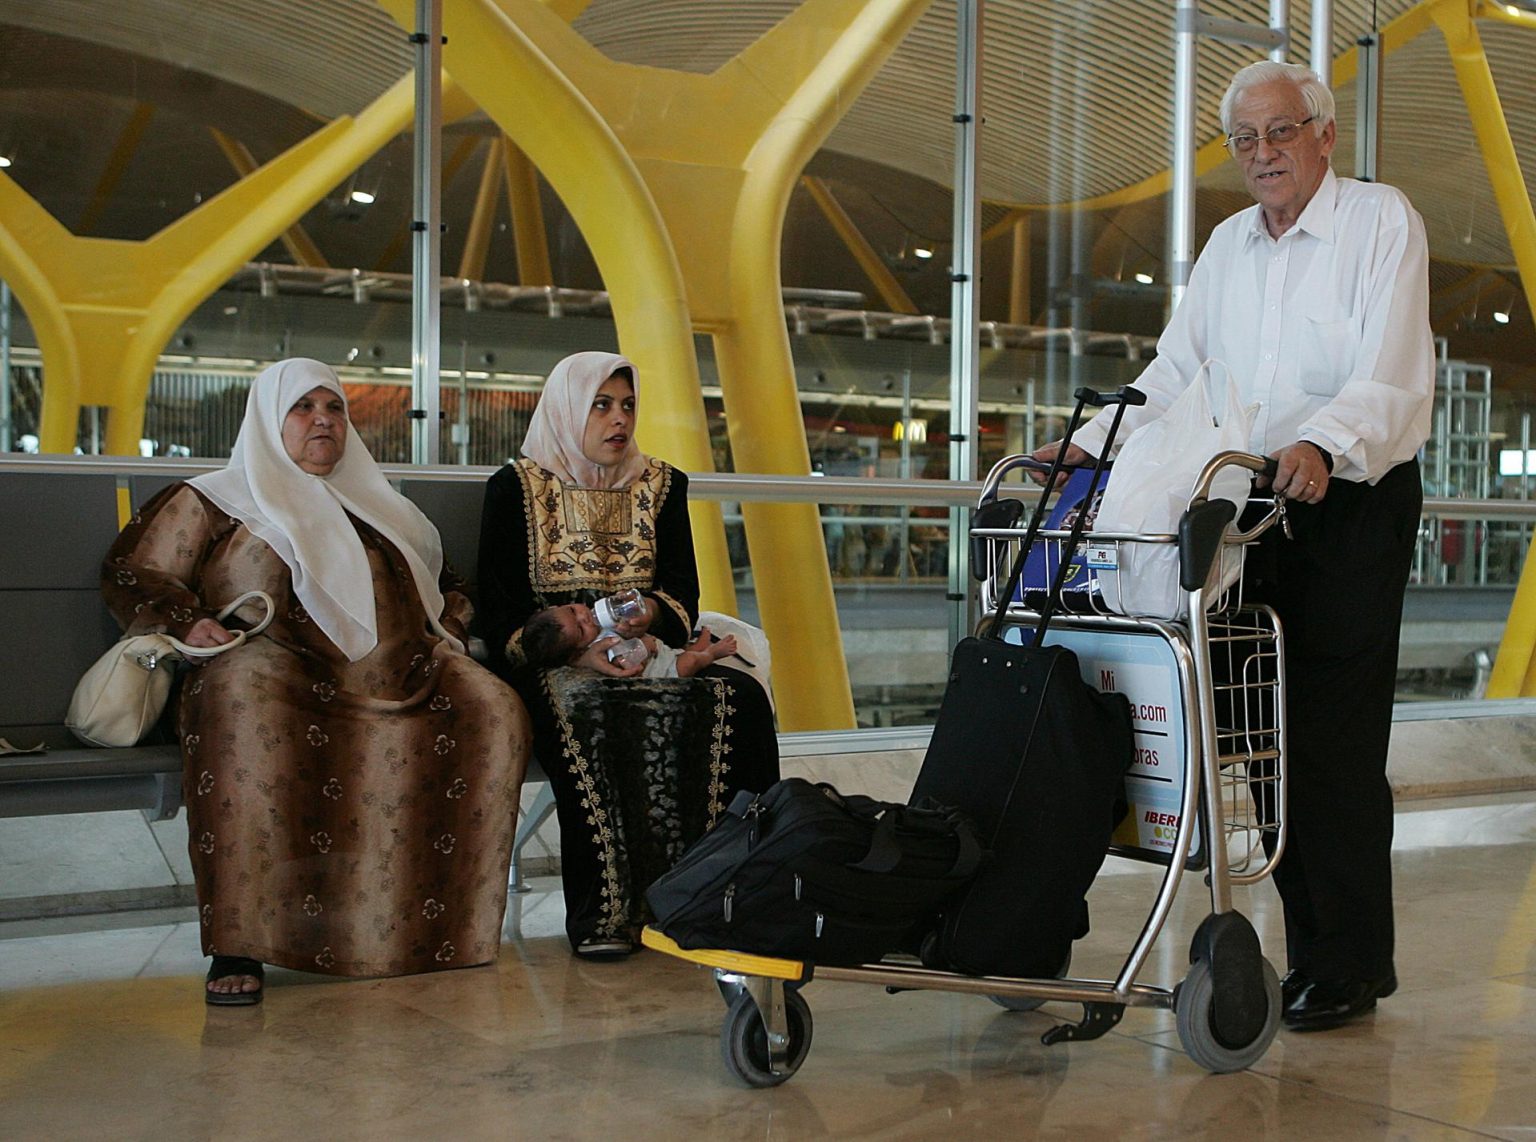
[
  {"left": 1, "top": 792, "right": 1533, "bottom": 1141},
  {"left": 0, "top": 811, "right": 178, "bottom": 901}
]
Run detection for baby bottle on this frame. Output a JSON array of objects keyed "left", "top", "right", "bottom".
[
  {"left": 594, "top": 588, "right": 645, "bottom": 632},
  {"left": 605, "top": 637, "right": 650, "bottom": 670}
]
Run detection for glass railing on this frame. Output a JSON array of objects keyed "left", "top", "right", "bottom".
[
  {"left": 691, "top": 473, "right": 1536, "bottom": 723},
  {"left": 5, "top": 453, "right": 1533, "bottom": 727}
]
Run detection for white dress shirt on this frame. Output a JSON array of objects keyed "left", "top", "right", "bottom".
[{"left": 1073, "top": 168, "right": 1435, "bottom": 485}]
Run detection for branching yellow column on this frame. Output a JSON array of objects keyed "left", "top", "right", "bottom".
[
  {"left": 0, "top": 75, "right": 467, "bottom": 455},
  {"left": 375, "top": 0, "right": 739, "bottom": 638},
  {"left": 379, "top": 0, "right": 932, "bottom": 727},
  {"left": 1431, "top": 0, "right": 1536, "bottom": 696},
  {"left": 801, "top": 176, "right": 919, "bottom": 315},
  {"left": 710, "top": 1, "right": 930, "bottom": 729}
]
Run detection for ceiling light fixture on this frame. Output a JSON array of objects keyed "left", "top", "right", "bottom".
[
  {"left": 1134, "top": 272, "right": 1155, "bottom": 285},
  {"left": 913, "top": 246, "right": 934, "bottom": 260},
  {"left": 0, "top": 156, "right": 12, "bottom": 168},
  {"left": 1493, "top": 309, "right": 1511, "bottom": 324},
  {"left": 349, "top": 190, "right": 376, "bottom": 205}
]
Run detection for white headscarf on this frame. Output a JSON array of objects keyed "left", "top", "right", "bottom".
[
  {"left": 520, "top": 351, "right": 648, "bottom": 489},
  {"left": 190, "top": 358, "right": 458, "bottom": 661}
]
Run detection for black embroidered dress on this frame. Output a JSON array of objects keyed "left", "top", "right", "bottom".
[{"left": 478, "top": 457, "right": 779, "bottom": 945}]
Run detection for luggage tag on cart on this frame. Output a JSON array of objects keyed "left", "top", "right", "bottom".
[{"left": 1083, "top": 542, "right": 1119, "bottom": 570}]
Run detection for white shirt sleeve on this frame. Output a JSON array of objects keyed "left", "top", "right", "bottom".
[{"left": 1295, "top": 197, "right": 1435, "bottom": 483}]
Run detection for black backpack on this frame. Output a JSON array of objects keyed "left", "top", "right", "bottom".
[{"left": 646, "top": 778, "right": 983, "bottom": 966}]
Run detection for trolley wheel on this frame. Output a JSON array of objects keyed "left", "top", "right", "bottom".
[
  {"left": 988, "top": 949, "right": 1072, "bottom": 1012},
  {"left": 1175, "top": 956, "right": 1281, "bottom": 1073},
  {"left": 716, "top": 974, "right": 748, "bottom": 1006},
  {"left": 720, "top": 988, "right": 813, "bottom": 1088}
]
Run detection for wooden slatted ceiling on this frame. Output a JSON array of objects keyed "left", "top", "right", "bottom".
[{"left": 0, "top": 0, "right": 1529, "bottom": 267}]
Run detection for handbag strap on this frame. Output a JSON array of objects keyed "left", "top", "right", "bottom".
[{"left": 165, "top": 590, "right": 276, "bottom": 659}]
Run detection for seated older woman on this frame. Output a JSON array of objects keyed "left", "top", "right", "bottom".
[{"left": 102, "top": 358, "right": 531, "bottom": 1005}]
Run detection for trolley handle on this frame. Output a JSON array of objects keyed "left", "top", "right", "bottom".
[
  {"left": 1189, "top": 451, "right": 1275, "bottom": 504},
  {"left": 1000, "top": 449, "right": 1270, "bottom": 486},
  {"left": 1195, "top": 453, "right": 1292, "bottom": 546},
  {"left": 1178, "top": 454, "right": 1289, "bottom": 589},
  {"left": 1009, "top": 457, "right": 1098, "bottom": 475}
]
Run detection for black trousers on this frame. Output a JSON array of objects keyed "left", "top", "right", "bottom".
[{"left": 1242, "top": 458, "right": 1421, "bottom": 981}]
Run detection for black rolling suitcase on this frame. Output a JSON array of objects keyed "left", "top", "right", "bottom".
[{"left": 911, "top": 386, "right": 1142, "bottom": 979}]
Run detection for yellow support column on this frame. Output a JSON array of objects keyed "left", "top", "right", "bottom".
[
  {"left": 77, "top": 103, "right": 156, "bottom": 237},
  {"left": 1008, "top": 214, "right": 1032, "bottom": 326},
  {"left": 459, "top": 137, "right": 505, "bottom": 281},
  {"left": 503, "top": 139, "right": 553, "bottom": 286},
  {"left": 1431, "top": 0, "right": 1536, "bottom": 695},
  {"left": 373, "top": 134, "right": 484, "bottom": 272},
  {"left": 710, "top": 1, "right": 929, "bottom": 728},
  {"left": 0, "top": 75, "right": 446, "bottom": 455},
  {"left": 801, "top": 175, "right": 919, "bottom": 315},
  {"left": 209, "top": 129, "right": 330, "bottom": 269},
  {"left": 380, "top": 0, "right": 931, "bottom": 728}
]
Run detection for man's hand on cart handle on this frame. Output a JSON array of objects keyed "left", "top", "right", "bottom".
[
  {"left": 1260, "top": 441, "right": 1329, "bottom": 504},
  {"left": 1027, "top": 440, "right": 1095, "bottom": 488}
]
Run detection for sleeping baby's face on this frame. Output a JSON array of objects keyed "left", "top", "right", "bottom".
[{"left": 552, "top": 603, "right": 602, "bottom": 657}]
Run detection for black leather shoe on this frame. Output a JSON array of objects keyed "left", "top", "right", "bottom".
[
  {"left": 1283, "top": 973, "right": 1397, "bottom": 1032},
  {"left": 1280, "top": 969, "right": 1310, "bottom": 1009}
]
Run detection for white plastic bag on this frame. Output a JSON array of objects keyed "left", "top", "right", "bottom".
[
  {"left": 1092, "top": 360, "right": 1255, "bottom": 619},
  {"left": 697, "top": 611, "right": 775, "bottom": 712}
]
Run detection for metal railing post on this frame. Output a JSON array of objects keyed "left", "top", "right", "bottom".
[
  {"left": 410, "top": 0, "right": 443, "bottom": 465},
  {"left": 946, "top": 0, "right": 982, "bottom": 649},
  {"left": 0, "top": 280, "right": 11, "bottom": 452},
  {"left": 1311, "top": 0, "right": 1333, "bottom": 86},
  {"left": 1170, "top": 0, "right": 1198, "bottom": 315},
  {"left": 1269, "top": 0, "right": 1290, "bottom": 61}
]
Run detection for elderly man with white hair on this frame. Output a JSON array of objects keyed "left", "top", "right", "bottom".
[{"left": 1036, "top": 60, "right": 1434, "bottom": 1031}]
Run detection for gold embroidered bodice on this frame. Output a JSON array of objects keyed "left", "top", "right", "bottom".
[{"left": 515, "top": 456, "right": 674, "bottom": 594}]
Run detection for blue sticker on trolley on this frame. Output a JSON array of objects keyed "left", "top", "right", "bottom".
[{"left": 1014, "top": 468, "right": 1106, "bottom": 596}]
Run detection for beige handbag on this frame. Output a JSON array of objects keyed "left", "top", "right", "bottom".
[{"left": 66, "top": 591, "right": 275, "bottom": 748}]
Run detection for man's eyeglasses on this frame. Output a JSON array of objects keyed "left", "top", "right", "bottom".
[{"left": 1224, "top": 117, "right": 1316, "bottom": 156}]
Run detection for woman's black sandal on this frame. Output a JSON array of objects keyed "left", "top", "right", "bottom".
[
  {"left": 574, "top": 935, "right": 637, "bottom": 960},
  {"left": 205, "top": 955, "right": 265, "bottom": 1006}
]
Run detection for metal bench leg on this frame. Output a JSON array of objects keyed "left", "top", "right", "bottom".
[{"left": 509, "top": 782, "right": 557, "bottom": 893}]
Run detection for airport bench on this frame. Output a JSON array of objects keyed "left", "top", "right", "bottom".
[{"left": 0, "top": 462, "right": 554, "bottom": 890}]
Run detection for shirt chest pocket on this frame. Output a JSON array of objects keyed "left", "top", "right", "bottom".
[{"left": 1296, "top": 306, "right": 1357, "bottom": 397}]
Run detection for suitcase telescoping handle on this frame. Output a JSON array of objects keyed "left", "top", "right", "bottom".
[{"left": 983, "top": 385, "right": 1147, "bottom": 646}]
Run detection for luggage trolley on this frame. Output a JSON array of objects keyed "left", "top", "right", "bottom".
[{"left": 642, "top": 450, "right": 1290, "bottom": 1086}]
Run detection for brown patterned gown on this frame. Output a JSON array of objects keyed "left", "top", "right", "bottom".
[
  {"left": 477, "top": 457, "right": 779, "bottom": 946},
  {"left": 102, "top": 484, "right": 531, "bottom": 977}
]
